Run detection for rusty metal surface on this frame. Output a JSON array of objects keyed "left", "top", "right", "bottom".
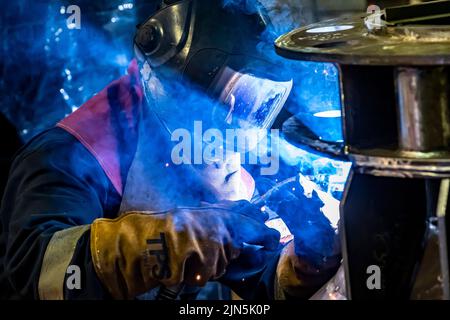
[
  {"left": 396, "top": 67, "right": 450, "bottom": 152},
  {"left": 275, "top": 14, "right": 450, "bottom": 66}
]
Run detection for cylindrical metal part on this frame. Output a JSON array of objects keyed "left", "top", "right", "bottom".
[
  {"left": 396, "top": 67, "right": 450, "bottom": 152},
  {"left": 437, "top": 179, "right": 450, "bottom": 300}
]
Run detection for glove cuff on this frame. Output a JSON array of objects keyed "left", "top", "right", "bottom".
[{"left": 90, "top": 213, "right": 169, "bottom": 299}]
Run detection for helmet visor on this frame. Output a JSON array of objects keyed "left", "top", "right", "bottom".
[{"left": 216, "top": 66, "right": 293, "bottom": 130}]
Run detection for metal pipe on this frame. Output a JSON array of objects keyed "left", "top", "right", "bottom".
[{"left": 396, "top": 67, "right": 450, "bottom": 152}]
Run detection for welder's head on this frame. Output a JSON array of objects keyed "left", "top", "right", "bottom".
[{"left": 133, "top": 0, "right": 293, "bottom": 139}]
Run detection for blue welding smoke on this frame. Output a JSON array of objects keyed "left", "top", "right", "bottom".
[
  {"left": 220, "top": 0, "right": 347, "bottom": 180},
  {"left": 223, "top": 0, "right": 300, "bottom": 39},
  {"left": 223, "top": 0, "right": 343, "bottom": 143},
  {"left": 217, "top": 1, "right": 349, "bottom": 266},
  {"left": 1, "top": 0, "right": 343, "bottom": 144},
  {"left": 136, "top": 0, "right": 349, "bottom": 211},
  {"left": 1, "top": 0, "right": 349, "bottom": 263},
  {"left": 0, "top": 0, "right": 145, "bottom": 140}
]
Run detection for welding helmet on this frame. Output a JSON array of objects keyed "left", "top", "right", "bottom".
[{"left": 133, "top": 0, "right": 293, "bottom": 138}]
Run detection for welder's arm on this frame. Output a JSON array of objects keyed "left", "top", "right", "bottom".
[
  {"left": 0, "top": 129, "right": 118, "bottom": 299},
  {"left": 1, "top": 131, "right": 280, "bottom": 300},
  {"left": 90, "top": 204, "right": 280, "bottom": 299}
]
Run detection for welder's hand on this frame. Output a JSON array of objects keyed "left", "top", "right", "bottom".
[
  {"left": 90, "top": 202, "right": 280, "bottom": 299},
  {"left": 276, "top": 241, "right": 341, "bottom": 299},
  {"left": 282, "top": 193, "right": 340, "bottom": 266},
  {"left": 276, "top": 181, "right": 340, "bottom": 270},
  {"left": 270, "top": 178, "right": 341, "bottom": 298}
]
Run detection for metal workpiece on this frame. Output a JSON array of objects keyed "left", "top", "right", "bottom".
[
  {"left": 282, "top": 116, "right": 346, "bottom": 158},
  {"left": 396, "top": 67, "right": 450, "bottom": 152},
  {"left": 278, "top": 13, "right": 450, "bottom": 176},
  {"left": 275, "top": 14, "right": 450, "bottom": 66},
  {"left": 277, "top": 1, "right": 450, "bottom": 300},
  {"left": 436, "top": 179, "right": 450, "bottom": 300},
  {"left": 350, "top": 150, "right": 450, "bottom": 178},
  {"left": 339, "top": 171, "right": 429, "bottom": 299},
  {"left": 384, "top": 0, "right": 450, "bottom": 26},
  {"left": 283, "top": 63, "right": 450, "bottom": 177}
]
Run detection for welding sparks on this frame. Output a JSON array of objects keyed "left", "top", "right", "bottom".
[
  {"left": 60, "top": 88, "right": 69, "bottom": 101},
  {"left": 118, "top": 3, "right": 133, "bottom": 11}
]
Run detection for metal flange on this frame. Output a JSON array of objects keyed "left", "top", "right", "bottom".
[{"left": 275, "top": 14, "right": 450, "bottom": 66}]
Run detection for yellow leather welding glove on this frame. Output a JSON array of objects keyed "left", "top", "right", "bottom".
[
  {"left": 275, "top": 239, "right": 341, "bottom": 299},
  {"left": 90, "top": 204, "right": 280, "bottom": 299}
]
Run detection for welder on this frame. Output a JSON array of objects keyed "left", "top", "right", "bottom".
[{"left": 0, "top": 0, "right": 340, "bottom": 300}]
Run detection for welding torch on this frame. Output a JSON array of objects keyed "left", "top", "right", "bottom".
[{"left": 156, "top": 284, "right": 185, "bottom": 300}]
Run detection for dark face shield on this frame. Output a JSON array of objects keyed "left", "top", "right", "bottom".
[
  {"left": 138, "top": 60, "right": 292, "bottom": 158},
  {"left": 133, "top": 0, "right": 288, "bottom": 138},
  {"left": 138, "top": 50, "right": 293, "bottom": 150}
]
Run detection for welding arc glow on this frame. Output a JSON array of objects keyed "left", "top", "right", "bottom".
[
  {"left": 306, "top": 25, "right": 354, "bottom": 34},
  {"left": 299, "top": 174, "right": 341, "bottom": 229},
  {"left": 313, "top": 110, "right": 342, "bottom": 118},
  {"left": 279, "top": 137, "right": 351, "bottom": 201}
]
